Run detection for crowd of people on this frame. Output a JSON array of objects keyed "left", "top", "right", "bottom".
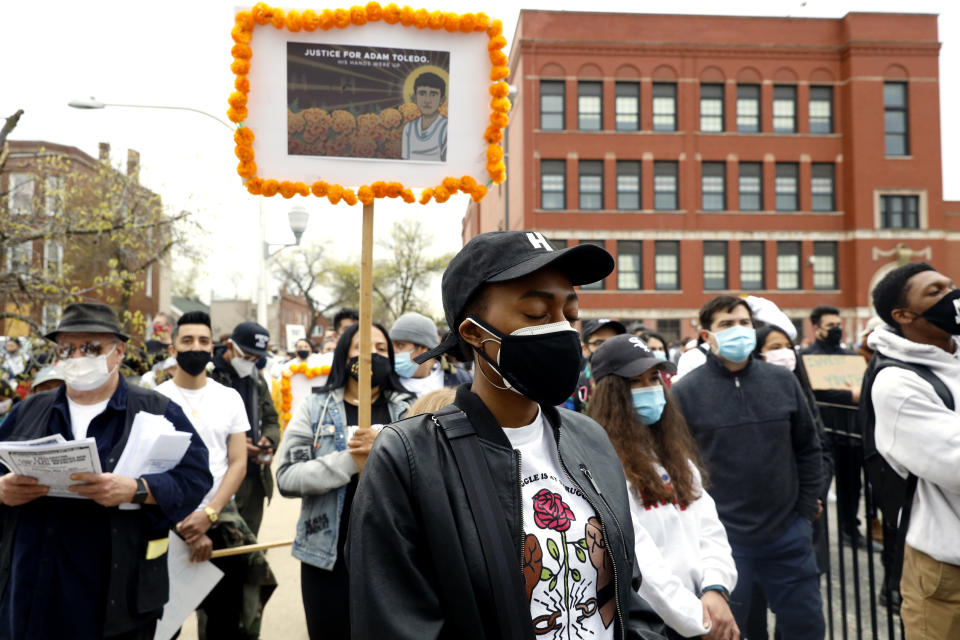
[{"left": 0, "top": 230, "right": 957, "bottom": 640}]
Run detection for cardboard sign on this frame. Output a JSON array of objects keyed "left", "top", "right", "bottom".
[{"left": 802, "top": 354, "right": 867, "bottom": 391}]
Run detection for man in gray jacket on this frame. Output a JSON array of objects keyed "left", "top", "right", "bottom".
[{"left": 672, "top": 295, "right": 823, "bottom": 639}]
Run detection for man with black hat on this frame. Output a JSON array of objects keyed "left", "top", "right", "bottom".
[
  {"left": 0, "top": 302, "right": 212, "bottom": 639},
  {"left": 210, "top": 321, "right": 280, "bottom": 537},
  {"left": 566, "top": 318, "right": 627, "bottom": 412},
  {"left": 348, "top": 231, "right": 665, "bottom": 640}
]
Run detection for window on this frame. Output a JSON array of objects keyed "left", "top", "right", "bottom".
[
  {"left": 44, "top": 240, "right": 63, "bottom": 276},
  {"left": 737, "top": 84, "right": 760, "bottom": 132},
  {"left": 42, "top": 304, "right": 62, "bottom": 335},
  {"left": 811, "top": 163, "right": 835, "bottom": 212},
  {"left": 703, "top": 241, "right": 728, "bottom": 290},
  {"left": 655, "top": 240, "right": 680, "bottom": 290},
  {"left": 579, "top": 160, "right": 603, "bottom": 210},
  {"left": 6, "top": 241, "right": 33, "bottom": 274},
  {"left": 652, "top": 83, "right": 677, "bottom": 131},
  {"left": 578, "top": 81, "right": 602, "bottom": 131},
  {"left": 548, "top": 238, "right": 567, "bottom": 250},
  {"left": 579, "top": 240, "right": 605, "bottom": 290},
  {"left": 616, "top": 161, "right": 641, "bottom": 210},
  {"left": 809, "top": 86, "right": 833, "bottom": 133},
  {"left": 44, "top": 176, "right": 63, "bottom": 216},
  {"left": 773, "top": 86, "right": 797, "bottom": 133},
  {"left": 880, "top": 195, "right": 920, "bottom": 229},
  {"left": 813, "top": 242, "right": 837, "bottom": 290},
  {"left": 701, "top": 162, "right": 726, "bottom": 211},
  {"left": 615, "top": 82, "right": 640, "bottom": 131},
  {"left": 7, "top": 173, "right": 33, "bottom": 215},
  {"left": 884, "top": 82, "right": 909, "bottom": 156},
  {"left": 657, "top": 319, "right": 681, "bottom": 342},
  {"left": 617, "top": 240, "right": 642, "bottom": 290},
  {"left": 700, "top": 84, "right": 724, "bottom": 132},
  {"left": 146, "top": 264, "right": 153, "bottom": 298},
  {"left": 654, "top": 161, "right": 678, "bottom": 210},
  {"left": 541, "top": 160, "right": 566, "bottom": 210},
  {"left": 738, "top": 162, "right": 763, "bottom": 211},
  {"left": 775, "top": 163, "right": 798, "bottom": 211},
  {"left": 776, "top": 241, "right": 801, "bottom": 290},
  {"left": 740, "top": 241, "right": 765, "bottom": 290},
  {"left": 540, "top": 80, "right": 565, "bottom": 130}
]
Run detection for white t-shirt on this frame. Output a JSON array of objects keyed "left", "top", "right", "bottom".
[
  {"left": 67, "top": 397, "right": 110, "bottom": 441},
  {"left": 401, "top": 115, "right": 448, "bottom": 161},
  {"left": 157, "top": 378, "right": 250, "bottom": 509},
  {"left": 502, "top": 410, "right": 615, "bottom": 640},
  {"left": 399, "top": 364, "right": 445, "bottom": 397}
]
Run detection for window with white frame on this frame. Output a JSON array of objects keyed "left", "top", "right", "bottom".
[
  {"left": 809, "top": 86, "right": 833, "bottom": 134},
  {"left": 6, "top": 241, "right": 33, "bottom": 273},
  {"left": 540, "top": 80, "right": 565, "bottom": 130},
  {"left": 541, "top": 160, "right": 566, "bottom": 210},
  {"left": 740, "top": 241, "right": 765, "bottom": 290},
  {"left": 739, "top": 162, "right": 763, "bottom": 211},
  {"left": 7, "top": 173, "right": 33, "bottom": 215},
  {"left": 579, "top": 160, "right": 603, "bottom": 210},
  {"left": 578, "top": 81, "right": 602, "bottom": 131},
  {"left": 813, "top": 242, "right": 837, "bottom": 290},
  {"left": 617, "top": 161, "right": 641, "bottom": 210},
  {"left": 737, "top": 85, "right": 760, "bottom": 132},
  {"left": 615, "top": 82, "right": 640, "bottom": 131},
  {"left": 655, "top": 240, "right": 680, "bottom": 290},
  {"left": 700, "top": 84, "right": 724, "bottom": 132},
  {"left": 773, "top": 86, "right": 797, "bottom": 133},
  {"left": 654, "top": 161, "right": 679, "bottom": 210},
  {"left": 652, "top": 83, "right": 677, "bottom": 132},
  {"left": 703, "top": 241, "right": 728, "bottom": 290},
  {"left": 775, "top": 163, "right": 799, "bottom": 211},
  {"left": 701, "top": 162, "right": 726, "bottom": 211},
  {"left": 617, "top": 241, "right": 642, "bottom": 290},
  {"left": 44, "top": 240, "right": 63, "bottom": 276},
  {"left": 776, "top": 241, "right": 801, "bottom": 290},
  {"left": 44, "top": 175, "right": 63, "bottom": 216},
  {"left": 811, "top": 163, "right": 835, "bottom": 212}
]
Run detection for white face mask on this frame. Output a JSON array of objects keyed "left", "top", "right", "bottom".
[
  {"left": 59, "top": 345, "right": 119, "bottom": 392},
  {"left": 229, "top": 341, "right": 257, "bottom": 378},
  {"left": 764, "top": 347, "right": 797, "bottom": 372}
]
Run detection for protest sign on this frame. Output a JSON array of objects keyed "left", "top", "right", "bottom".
[{"left": 802, "top": 354, "right": 868, "bottom": 391}]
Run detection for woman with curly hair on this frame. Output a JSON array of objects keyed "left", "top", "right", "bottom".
[{"left": 588, "top": 334, "right": 739, "bottom": 640}]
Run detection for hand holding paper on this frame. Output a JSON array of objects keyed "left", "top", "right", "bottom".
[{"left": 68, "top": 472, "right": 139, "bottom": 507}]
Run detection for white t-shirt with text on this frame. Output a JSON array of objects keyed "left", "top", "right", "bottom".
[
  {"left": 503, "top": 409, "right": 616, "bottom": 640},
  {"left": 157, "top": 378, "right": 250, "bottom": 509}
]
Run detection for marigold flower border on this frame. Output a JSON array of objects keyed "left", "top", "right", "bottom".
[
  {"left": 228, "top": 2, "right": 510, "bottom": 206},
  {"left": 279, "top": 362, "right": 332, "bottom": 426}
]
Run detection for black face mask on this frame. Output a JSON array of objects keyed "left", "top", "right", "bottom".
[
  {"left": 919, "top": 289, "right": 960, "bottom": 335},
  {"left": 824, "top": 326, "right": 843, "bottom": 347},
  {"left": 296, "top": 350, "right": 311, "bottom": 361},
  {"left": 467, "top": 316, "right": 582, "bottom": 407},
  {"left": 347, "top": 354, "right": 393, "bottom": 388},
  {"left": 176, "top": 350, "right": 212, "bottom": 377}
]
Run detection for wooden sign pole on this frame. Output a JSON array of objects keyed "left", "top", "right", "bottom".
[{"left": 357, "top": 201, "right": 374, "bottom": 431}]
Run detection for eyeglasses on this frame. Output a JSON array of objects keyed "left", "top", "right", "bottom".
[{"left": 56, "top": 340, "right": 116, "bottom": 359}]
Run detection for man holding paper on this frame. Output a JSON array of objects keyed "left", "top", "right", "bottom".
[
  {"left": 157, "top": 311, "right": 276, "bottom": 638},
  {"left": 0, "top": 302, "right": 212, "bottom": 640}
]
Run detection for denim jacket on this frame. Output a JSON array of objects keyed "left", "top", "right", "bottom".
[{"left": 276, "top": 387, "right": 410, "bottom": 569}]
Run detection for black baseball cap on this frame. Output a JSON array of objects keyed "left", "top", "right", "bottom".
[
  {"left": 591, "top": 334, "right": 677, "bottom": 382},
  {"left": 581, "top": 318, "right": 626, "bottom": 342},
  {"left": 414, "top": 230, "right": 614, "bottom": 363},
  {"left": 231, "top": 321, "right": 270, "bottom": 357}
]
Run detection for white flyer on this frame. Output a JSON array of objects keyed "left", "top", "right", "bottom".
[
  {"left": 0, "top": 437, "right": 102, "bottom": 499},
  {"left": 153, "top": 533, "right": 223, "bottom": 640}
]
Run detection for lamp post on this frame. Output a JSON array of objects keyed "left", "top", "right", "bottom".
[{"left": 67, "top": 97, "right": 308, "bottom": 327}]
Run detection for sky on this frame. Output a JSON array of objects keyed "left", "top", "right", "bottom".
[{"left": 3, "top": 0, "right": 958, "bottom": 316}]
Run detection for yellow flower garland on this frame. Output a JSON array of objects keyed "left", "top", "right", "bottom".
[
  {"left": 279, "top": 362, "right": 332, "bottom": 426},
  {"left": 229, "top": 2, "right": 509, "bottom": 205}
]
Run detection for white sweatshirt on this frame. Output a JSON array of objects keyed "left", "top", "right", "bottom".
[
  {"left": 867, "top": 326, "right": 960, "bottom": 565},
  {"left": 628, "top": 462, "right": 738, "bottom": 638}
]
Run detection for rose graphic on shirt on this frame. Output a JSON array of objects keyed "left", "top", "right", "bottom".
[{"left": 532, "top": 488, "right": 576, "bottom": 532}]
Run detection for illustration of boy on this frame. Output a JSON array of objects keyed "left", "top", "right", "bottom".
[{"left": 402, "top": 72, "right": 448, "bottom": 162}]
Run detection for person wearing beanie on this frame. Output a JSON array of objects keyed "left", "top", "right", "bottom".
[{"left": 390, "top": 312, "right": 471, "bottom": 398}]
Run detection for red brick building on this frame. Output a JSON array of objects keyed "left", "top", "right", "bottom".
[
  {"left": 1, "top": 140, "right": 168, "bottom": 340},
  {"left": 465, "top": 10, "right": 960, "bottom": 343}
]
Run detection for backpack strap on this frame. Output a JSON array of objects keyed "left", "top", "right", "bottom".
[{"left": 432, "top": 406, "right": 533, "bottom": 640}]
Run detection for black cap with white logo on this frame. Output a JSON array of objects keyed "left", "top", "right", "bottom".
[
  {"left": 591, "top": 334, "right": 677, "bottom": 382},
  {"left": 231, "top": 321, "right": 271, "bottom": 357},
  {"left": 414, "top": 230, "right": 614, "bottom": 363}
]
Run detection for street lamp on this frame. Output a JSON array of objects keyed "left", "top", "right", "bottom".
[{"left": 68, "top": 96, "right": 284, "bottom": 327}]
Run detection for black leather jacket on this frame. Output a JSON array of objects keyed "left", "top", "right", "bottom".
[{"left": 346, "top": 386, "right": 665, "bottom": 640}]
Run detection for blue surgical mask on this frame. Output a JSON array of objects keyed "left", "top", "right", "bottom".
[
  {"left": 710, "top": 325, "right": 757, "bottom": 363},
  {"left": 393, "top": 351, "right": 419, "bottom": 378},
  {"left": 631, "top": 386, "right": 666, "bottom": 425},
  {"left": 651, "top": 350, "right": 668, "bottom": 361}
]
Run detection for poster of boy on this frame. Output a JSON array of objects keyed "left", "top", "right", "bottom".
[{"left": 286, "top": 42, "right": 450, "bottom": 162}]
